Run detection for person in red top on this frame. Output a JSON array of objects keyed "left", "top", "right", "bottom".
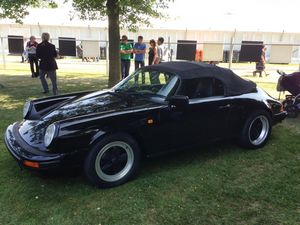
[{"left": 26, "top": 36, "right": 39, "bottom": 78}]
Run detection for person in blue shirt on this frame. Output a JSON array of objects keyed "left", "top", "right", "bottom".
[{"left": 133, "top": 36, "right": 146, "bottom": 70}]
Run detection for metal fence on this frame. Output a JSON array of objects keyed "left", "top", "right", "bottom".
[{"left": 1, "top": 36, "right": 300, "bottom": 73}]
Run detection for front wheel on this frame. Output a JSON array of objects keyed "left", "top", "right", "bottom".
[
  {"left": 285, "top": 104, "right": 298, "bottom": 118},
  {"left": 240, "top": 111, "right": 272, "bottom": 149},
  {"left": 84, "top": 133, "right": 141, "bottom": 188}
]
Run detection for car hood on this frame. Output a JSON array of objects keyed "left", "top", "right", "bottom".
[{"left": 18, "top": 91, "right": 161, "bottom": 149}]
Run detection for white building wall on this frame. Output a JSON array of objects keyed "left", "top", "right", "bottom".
[{"left": 1, "top": 23, "right": 300, "bottom": 60}]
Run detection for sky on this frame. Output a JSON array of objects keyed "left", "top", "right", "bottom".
[
  {"left": 163, "top": 0, "right": 300, "bottom": 31},
  {"left": 2, "top": 0, "right": 300, "bottom": 32}
]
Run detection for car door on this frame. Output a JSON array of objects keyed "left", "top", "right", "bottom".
[
  {"left": 187, "top": 97, "right": 232, "bottom": 142},
  {"left": 182, "top": 77, "right": 231, "bottom": 142},
  {"left": 133, "top": 71, "right": 188, "bottom": 155},
  {"left": 141, "top": 77, "right": 232, "bottom": 156}
]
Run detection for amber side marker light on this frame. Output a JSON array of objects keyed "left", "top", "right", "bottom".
[
  {"left": 147, "top": 119, "right": 154, "bottom": 124},
  {"left": 23, "top": 160, "right": 40, "bottom": 168}
]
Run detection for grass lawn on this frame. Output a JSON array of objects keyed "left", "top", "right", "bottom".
[{"left": 0, "top": 61, "right": 300, "bottom": 225}]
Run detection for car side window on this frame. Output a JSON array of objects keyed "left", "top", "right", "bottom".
[{"left": 179, "top": 78, "right": 224, "bottom": 99}]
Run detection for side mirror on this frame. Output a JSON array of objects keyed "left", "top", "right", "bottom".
[{"left": 168, "top": 95, "right": 189, "bottom": 110}]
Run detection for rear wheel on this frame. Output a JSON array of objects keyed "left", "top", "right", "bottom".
[
  {"left": 84, "top": 133, "right": 141, "bottom": 188},
  {"left": 285, "top": 104, "right": 298, "bottom": 118},
  {"left": 240, "top": 110, "right": 271, "bottom": 149}
]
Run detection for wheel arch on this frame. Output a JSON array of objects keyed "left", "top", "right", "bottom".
[
  {"left": 241, "top": 101, "right": 273, "bottom": 123},
  {"left": 89, "top": 129, "right": 147, "bottom": 156}
]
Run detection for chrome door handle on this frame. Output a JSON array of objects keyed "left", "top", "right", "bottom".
[{"left": 218, "top": 104, "right": 231, "bottom": 109}]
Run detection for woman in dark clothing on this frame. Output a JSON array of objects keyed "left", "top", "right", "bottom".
[
  {"left": 148, "top": 39, "right": 159, "bottom": 65},
  {"left": 26, "top": 36, "right": 39, "bottom": 77},
  {"left": 253, "top": 46, "right": 268, "bottom": 77}
]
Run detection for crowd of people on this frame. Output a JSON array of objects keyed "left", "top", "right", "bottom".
[
  {"left": 22, "top": 34, "right": 271, "bottom": 96},
  {"left": 23, "top": 33, "right": 170, "bottom": 95},
  {"left": 120, "top": 35, "right": 168, "bottom": 79}
]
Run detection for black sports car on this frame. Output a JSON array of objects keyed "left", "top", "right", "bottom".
[{"left": 5, "top": 61, "right": 287, "bottom": 188}]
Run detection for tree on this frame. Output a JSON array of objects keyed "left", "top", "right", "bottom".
[
  {"left": 0, "top": 0, "right": 57, "bottom": 23},
  {"left": 0, "top": 0, "right": 173, "bottom": 87},
  {"left": 72, "top": 0, "right": 173, "bottom": 87}
]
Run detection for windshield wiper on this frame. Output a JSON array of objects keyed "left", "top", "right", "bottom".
[
  {"left": 115, "top": 89, "right": 164, "bottom": 98},
  {"left": 115, "top": 89, "right": 138, "bottom": 95}
]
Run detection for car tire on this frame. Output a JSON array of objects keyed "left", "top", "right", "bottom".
[
  {"left": 84, "top": 133, "right": 141, "bottom": 188},
  {"left": 285, "top": 104, "right": 298, "bottom": 118},
  {"left": 240, "top": 110, "right": 272, "bottom": 149}
]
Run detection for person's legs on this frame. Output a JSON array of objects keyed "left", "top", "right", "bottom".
[
  {"left": 34, "top": 56, "right": 39, "bottom": 77},
  {"left": 125, "top": 60, "right": 130, "bottom": 78},
  {"left": 39, "top": 70, "right": 49, "bottom": 93},
  {"left": 48, "top": 70, "right": 58, "bottom": 95},
  {"left": 135, "top": 61, "right": 139, "bottom": 71},
  {"left": 134, "top": 61, "right": 141, "bottom": 82},
  {"left": 138, "top": 61, "right": 145, "bottom": 83},
  {"left": 134, "top": 61, "right": 139, "bottom": 83},
  {"left": 28, "top": 55, "right": 35, "bottom": 77},
  {"left": 121, "top": 60, "right": 126, "bottom": 79}
]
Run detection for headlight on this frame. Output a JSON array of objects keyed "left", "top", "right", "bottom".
[
  {"left": 44, "top": 124, "right": 57, "bottom": 148},
  {"left": 23, "top": 101, "right": 32, "bottom": 118}
]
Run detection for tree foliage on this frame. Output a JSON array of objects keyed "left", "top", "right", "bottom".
[
  {"left": 0, "top": 0, "right": 174, "bottom": 86},
  {"left": 72, "top": 0, "right": 173, "bottom": 31},
  {"left": 0, "top": 0, "right": 57, "bottom": 23},
  {"left": 72, "top": 0, "right": 173, "bottom": 86}
]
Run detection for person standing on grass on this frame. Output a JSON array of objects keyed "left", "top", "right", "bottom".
[
  {"left": 120, "top": 35, "right": 133, "bottom": 79},
  {"left": 26, "top": 36, "right": 39, "bottom": 78},
  {"left": 157, "top": 37, "right": 166, "bottom": 63},
  {"left": 36, "top": 32, "right": 59, "bottom": 95},
  {"left": 148, "top": 39, "right": 159, "bottom": 65},
  {"left": 133, "top": 36, "right": 146, "bottom": 70},
  {"left": 253, "top": 46, "right": 268, "bottom": 77}
]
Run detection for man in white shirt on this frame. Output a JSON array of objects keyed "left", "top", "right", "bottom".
[{"left": 157, "top": 37, "right": 166, "bottom": 63}]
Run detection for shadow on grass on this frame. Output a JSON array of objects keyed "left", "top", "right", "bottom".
[
  {"left": 21, "top": 139, "right": 244, "bottom": 188},
  {"left": 1, "top": 73, "right": 298, "bottom": 190},
  {"left": 16, "top": 123, "right": 299, "bottom": 189},
  {"left": 0, "top": 74, "right": 108, "bottom": 104}
]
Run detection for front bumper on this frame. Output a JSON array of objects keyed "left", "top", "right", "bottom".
[
  {"left": 273, "top": 111, "right": 288, "bottom": 124},
  {"left": 5, "top": 122, "right": 66, "bottom": 170}
]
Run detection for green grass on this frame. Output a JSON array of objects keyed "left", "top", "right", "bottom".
[{"left": 0, "top": 62, "right": 300, "bottom": 225}]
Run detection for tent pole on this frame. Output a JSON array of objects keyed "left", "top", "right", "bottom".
[
  {"left": 1, "top": 36, "right": 6, "bottom": 70},
  {"left": 168, "top": 36, "right": 171, "bottom": 62},
  {"left": 229, "top": 29, "right": 236, "bottom": 70}
]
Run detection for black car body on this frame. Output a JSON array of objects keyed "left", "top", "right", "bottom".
[{"left": 5, "top": 61, "right": 287, "bottom": 187}]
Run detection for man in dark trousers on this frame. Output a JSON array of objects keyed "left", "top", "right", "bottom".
[
  {"left": 133, "top": 36, "right": 146, "bottom": 70},
  {"left": 36, "top": 32, "right": 59, "bottom": 95},
  {"left": 120, "top": 35, "right": 133, "bottom": 79}
]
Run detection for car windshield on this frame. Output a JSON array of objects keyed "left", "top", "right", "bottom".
[{"left": 113, "top": 69, "right": 179, "bottom": 99}]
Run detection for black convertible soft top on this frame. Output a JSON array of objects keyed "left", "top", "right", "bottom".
[{"left": 148, "top": 61, "right": 257, "bottom": 97}]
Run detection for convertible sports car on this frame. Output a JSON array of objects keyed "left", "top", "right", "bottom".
[{"left": 5, "top": 61, "right": 287, "bottom": 188}]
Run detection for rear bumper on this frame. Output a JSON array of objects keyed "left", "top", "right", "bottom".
[
  {"left": 5, "top": 122, "right": 67, "bottom": 170},
  {"left": 273, "top": 111, "right": 287, "bottom": 124}
]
